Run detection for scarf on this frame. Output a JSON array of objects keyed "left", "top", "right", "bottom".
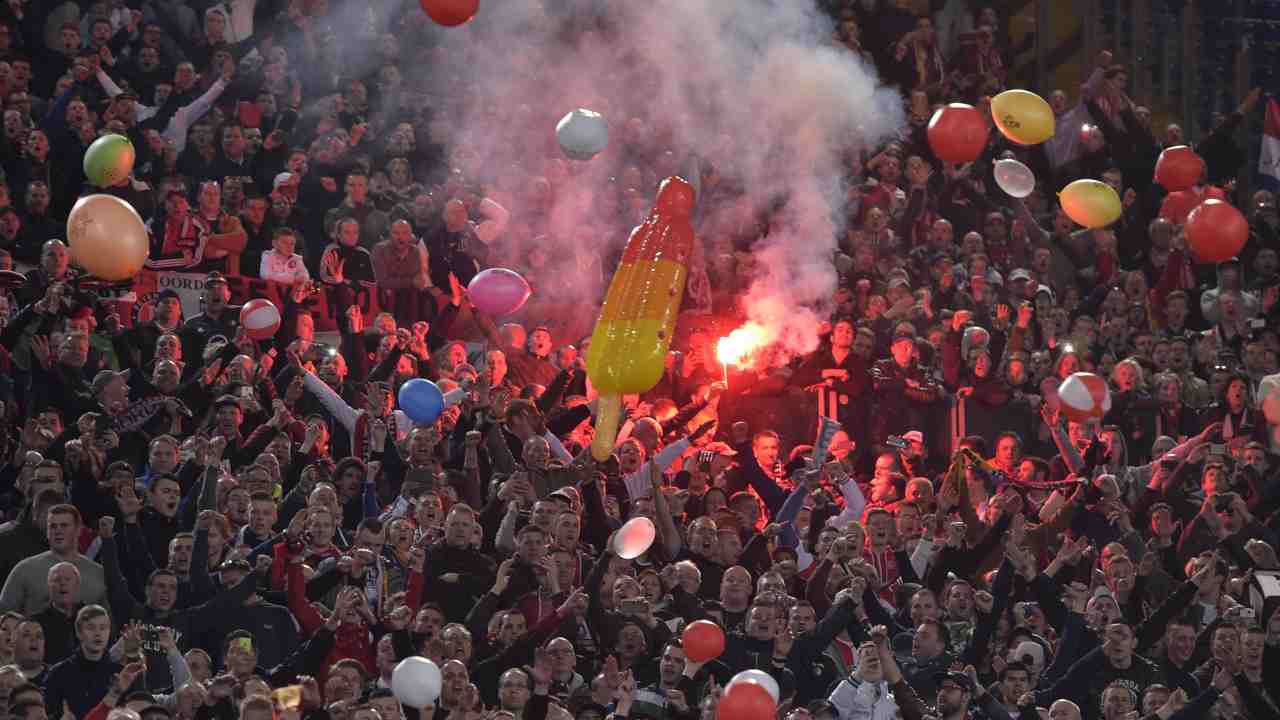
[{"left": 112, "top": 395, "right": 170, "bottom": 434}]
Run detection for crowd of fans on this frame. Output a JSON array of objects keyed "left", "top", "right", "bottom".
[{"left": 0, "top": 3, "right": 1276, "bottom": 720}]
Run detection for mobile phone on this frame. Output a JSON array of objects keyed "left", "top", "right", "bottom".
[{"left": 619, "top": 598, "right": 648, "bottom": 615}]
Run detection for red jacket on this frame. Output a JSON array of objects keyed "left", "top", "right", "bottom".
[{"left": 286, "top": 551, "right": 424, "bottom": 682}]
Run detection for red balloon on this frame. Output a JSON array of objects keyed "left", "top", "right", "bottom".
[
  {"left": 1185, "top": 199, "right": 1249, "bottom": 263},
  {"left": 927, "top": 104, "right": 989, "bottom": 163},
  {"left": 681, "top": 620, "right": 725, "bottom": 662},
  {"left": 716, "top": 680, "right": 775, "bottom": 720},
  {"left": 420, "top": 0, "right": 478, "bottom": 26},
  {"left": 1154, "top": 145, "right": 1204, "bottom": 192}
]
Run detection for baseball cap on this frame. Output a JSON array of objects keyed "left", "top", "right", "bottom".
[
  {"left": 891, "top": 330, "right": 916, "bottom": 346},
  {"left": 92, "top": 370, "right": 129, "bottom": 395},
  {"left": 1009, "top": 268, "right": 1033, "bottom": 283},
  {"left": 933, "top": 671, "right": 973, "bottom": 692},
  {"left": 902, "top": 430, "right": 924, "bottom": 444},
  {"left": 273, "top": 172, "right": 296, "bottom": 189},
  {"left": 205, "top": 271, "right": 228, "bottom": 287},
  {"left": 156, "top": 288, "right": 181, "bottom": 303},
  {"left": 213, "top": 394, "right": 242, "bottom": 411},
  {"left": 1011, "top": 640, "right": 1046, "bottom": 670},
  {"left": 549, "top": 488, "right": 578, "bottom": 505}
]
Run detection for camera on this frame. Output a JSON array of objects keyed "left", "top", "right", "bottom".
[
  {"left": 885, "top": 436, "right": 907, "bottom": 450},
  {"left": 619, "top": 598, "right": 648, "bottom": 615}
]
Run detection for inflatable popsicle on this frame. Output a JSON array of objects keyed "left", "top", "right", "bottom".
[{"left": 586, "top": 176, "right": 696, "bottom": 460}]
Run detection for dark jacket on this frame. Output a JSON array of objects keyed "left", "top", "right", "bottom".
[
  {"left": 44, "top": 650, "right": 137, "bottom": 720},
  {"left": 870, "top": 357, "right": 942, "bottom": 441},
  {"left": 421, "top": 542, "right": 497, "bottom": 624},
  {"left": 100, "top": 534, "right": 262, "bottom": 689},
  {"left": 0, "top": 508, "right": 49, "bottom": 587}
]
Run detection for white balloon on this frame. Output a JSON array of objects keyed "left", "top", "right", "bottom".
[
  {"left": 556, "top": 108, "right": 609, "bottom": 161},
  {"left": 726, "top": 670, "right": 780, "bottom": 703},
  {"left": 993, "top": 159, "right": 1036, "bottom": 198},
  {"left": 613, "top": 517, "right": 656, "bottom": 559},
  {"left": 391, "top": 656, "right": 442, "bottom": 708}
]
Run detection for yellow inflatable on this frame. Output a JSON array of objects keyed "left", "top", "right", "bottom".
[
  {"left": 1059, "top": 180, "right": 1121, "bottom": 229},
  {"left": 991, "top": 89, "right": 1055, "bottom": 146}
]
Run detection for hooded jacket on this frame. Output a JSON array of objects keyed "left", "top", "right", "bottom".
[{"left": 0, "top": 504, "right": 49, "bottom": 586}]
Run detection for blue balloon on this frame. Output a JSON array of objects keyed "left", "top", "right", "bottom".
[{"left": 398, "top": 378, "right": 445, "bottom": 424}]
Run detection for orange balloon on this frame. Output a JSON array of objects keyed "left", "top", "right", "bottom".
[
  {"left": 681, "top": 620, "right": 726, "bottom": 662},
  {"left": 1185, "top": 199, "right": 1248, "bottom": 263},
  {"left": 927, "top": 104, "right": 989, "bottom": 163},
  {"left": 1154, "top": 145, "right": 1204, "bottom": 192},
  {"left": 419, "top": 0, "right": 478, "bottom": 26},
  {"left": 716, "top": 681, "right": 775, "bottom": 720}
]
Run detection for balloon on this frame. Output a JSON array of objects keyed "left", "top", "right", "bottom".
[
  {"left": 717, "top": 681, "right": 775, "bottom": 720},
  {"left": 681, "top": 620, "right": 726, "bottom": 662},
  {"left": 993, "top": 159, "right": 1035, "bottom": 198},
  {"left": 727, "top": 669, "right": 781, "bottom": 703},
  {"left": 391, "top": 657, "right": 442, "bottom": 708},
  {"left": 1154, "top": 145, "right": 1204, "bottom": 192},
  {"left": 419, "top": 0, "right": 477, "bottom": 26},
  {"left": 556, "top": 109, "right": 609, "bottom": 161},
  {"left": 468, "top": 268, "right": 531, "bottom": 316},
  {"left": 927, "top": 104, "right": 989, "bottom": 163},
  {"left": 83, "top": 134, "right": 136, "bottom": 187},
  {"left": 1057, "top": 372, "right": 1111, "bottom": 423},
  {"left": 1264, "top": 389, "right": 1280, "bottom": 426},
  {"left": 990, "top": 90, "right": 1055, "bottom": 145},
  {"left": 398, "top": 378, "right": 445, "bottom": 424},
  {"left": 1185, "top": 199, "right": 1248, "bottom": 263},
  {"left": 1059, "top": 179, "right": 1121, "bottom": 229},
  {"left": 239, "top": 299, "right": 281, "bottom": 340},
  {"left": 67, "top": 194, "right": 149, "bottom": 281},
  {"left": 613, "top": 517, "right": 656, "bottom": 559}
]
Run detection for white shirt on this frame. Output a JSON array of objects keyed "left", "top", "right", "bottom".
[{"left": 260, "top": 249, "right": 310, "bottom": 285}]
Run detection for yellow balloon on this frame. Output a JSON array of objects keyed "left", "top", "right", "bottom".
[
  {"left": 67, "top": 194, "right": 149, "bottom": 281},
  {"left": 991, "top": 89, "right": 1055, "bottom": 146},
  {"left": 1059, "top": 179, "right": 1121, "bottom": 229}
]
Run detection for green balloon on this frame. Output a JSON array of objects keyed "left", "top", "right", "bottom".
[{"left": 83, "top": 134, "right": 136, "bottom": 188}]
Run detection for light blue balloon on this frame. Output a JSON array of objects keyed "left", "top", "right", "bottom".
[{"left": 398, "top": 378, "right": 444, "bottom": 424}]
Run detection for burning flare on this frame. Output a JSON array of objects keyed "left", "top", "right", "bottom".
[{"left": 717, "top": 323, "right": 771, "bottom": 369}]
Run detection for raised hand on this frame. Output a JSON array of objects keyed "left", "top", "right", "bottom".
[{"left": 30, "top": 335, "right": 51, "bottom": 368}]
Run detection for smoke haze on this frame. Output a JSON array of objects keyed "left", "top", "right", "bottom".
[{"left": 405, "top": 0, "right": 904, "bottom": 358}]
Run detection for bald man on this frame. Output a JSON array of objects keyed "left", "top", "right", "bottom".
[{"left": 32, "top": 562, "right": 82, "bottom": 663}]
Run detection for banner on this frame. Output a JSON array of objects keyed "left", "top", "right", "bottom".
[
  {"left": 157, "top": 272, "right": 208, "bottom": 319},
  {"left": 116, "top": 271, "right": 385, "bottom": 334}
]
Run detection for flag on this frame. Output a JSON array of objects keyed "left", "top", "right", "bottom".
[{"left": 1259, "top": 98, "right": 1280, "bottom": 191}]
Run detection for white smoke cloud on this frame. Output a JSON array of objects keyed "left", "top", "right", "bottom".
[{"left": 410, "top": 0, "right": 904, "bottom": 358}]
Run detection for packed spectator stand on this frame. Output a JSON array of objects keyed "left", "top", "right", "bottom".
[{"left": 0, "top": 4, "right": 1276, "bottom": 720}]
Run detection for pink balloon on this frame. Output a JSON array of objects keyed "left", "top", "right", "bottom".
[
  {"left": 614, "top": 517, "right": 656, "bottom": 559},
  {"left": 467, "top": 268, "right": 531, "bottom": 317}
]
